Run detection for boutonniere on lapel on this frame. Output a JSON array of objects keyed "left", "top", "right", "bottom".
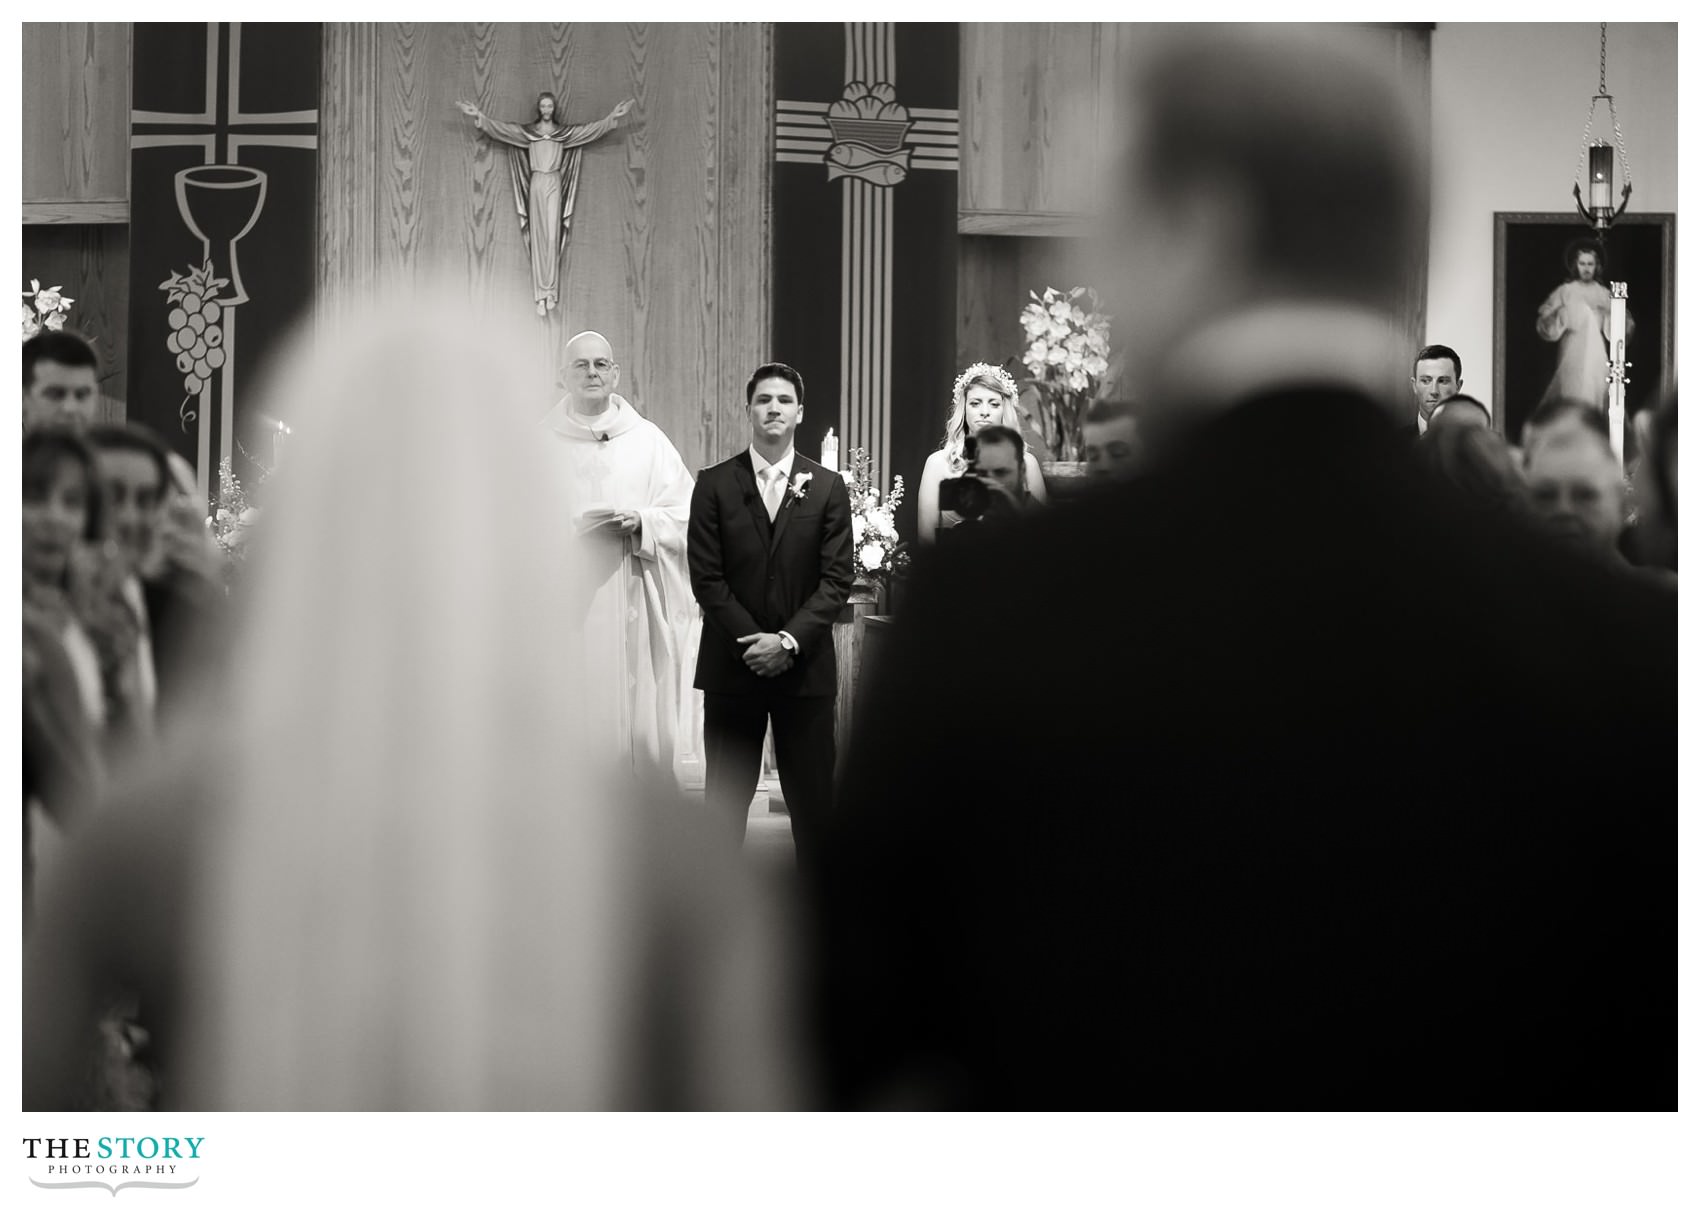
[{"left": 785, "top": 471, "right": 813, "bottom": 507}]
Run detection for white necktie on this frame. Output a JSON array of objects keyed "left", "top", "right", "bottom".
[{"left": 762, "top": 468, "right": 784, "bottom": 522}]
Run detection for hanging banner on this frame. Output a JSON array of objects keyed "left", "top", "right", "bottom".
[
  {"left": 128, "top": 21, "right": 320, "bottom": 502},
  {"left": 771, "top": 22, "right": 960, "bottom": 541}
]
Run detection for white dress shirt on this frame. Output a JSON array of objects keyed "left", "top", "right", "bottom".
[{"left": 749, "top": 444, "right": 795, "bottom": 520}]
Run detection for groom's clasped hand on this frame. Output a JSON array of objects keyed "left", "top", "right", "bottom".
[{"left": 736, "top": 632, "right": 793, "bottom": 678}]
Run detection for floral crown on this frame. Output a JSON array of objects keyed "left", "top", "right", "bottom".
[{"left": 952, "top": 362, "right": 1019, "bottom": 408}]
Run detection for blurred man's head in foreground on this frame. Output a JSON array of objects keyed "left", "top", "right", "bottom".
[
  {"left": 1525, "top": 428, "right": 1626, "bottom": 551},
  {"left": 1420, "top": 424, "right": 1525, "bottom": 519},
  {"left": 1107, "top": 26, "right": 1425, "bottom": 372},
  {"left": 1521, "top": 397, "right": 1610, "bottom": 464},
  {"left": 1428, "top": 395, "right": 1492, "bottom": 433},
  {"left": 1083, "top": 398, "right": 1140, "bottom": 481},
  {"left": 86, "top": 424, "right": 172, "bottom": 576}
]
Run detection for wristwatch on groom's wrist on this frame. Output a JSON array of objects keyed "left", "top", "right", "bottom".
[{"left": 778, "top": 631, "right": 799, "bottom": 655}]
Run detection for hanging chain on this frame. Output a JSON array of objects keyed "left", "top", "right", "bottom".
[
  {"left": 1610, "top": 95, "right": 1632, "bottom": 188},
  {"left": 1573, "top": 103, "right": 1594, "bottom": 187},
  {"left": 1574, "top": 23, "right": 1631, "bottom": 194}
]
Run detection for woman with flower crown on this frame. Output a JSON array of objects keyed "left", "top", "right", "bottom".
[{"left": 916, "top": 363, "right": 1048, "bottom": 545}]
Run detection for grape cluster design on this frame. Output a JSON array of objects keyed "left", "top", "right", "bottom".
[{"left": 159, "top": 261, "right": 231, "bottom": 417}]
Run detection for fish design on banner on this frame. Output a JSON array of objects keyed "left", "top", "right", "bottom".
[{"left": 825, "top": 82, "right": 913, "bottom": 186}]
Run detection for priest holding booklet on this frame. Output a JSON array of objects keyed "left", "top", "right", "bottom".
[{"left": 544, "top": 330, "right": 696, "bottom": 777}]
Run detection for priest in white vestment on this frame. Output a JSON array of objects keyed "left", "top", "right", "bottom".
[{"left": 545, "top": 332, "right": 696, "bottom": 776}]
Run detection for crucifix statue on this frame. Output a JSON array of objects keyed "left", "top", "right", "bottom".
[{"left": 456, "top": 92, "right": 635, "bottom": 315}]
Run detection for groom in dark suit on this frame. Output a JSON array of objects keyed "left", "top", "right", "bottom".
[{"left": 688, "top": 363, "right": 854, "bottom": 863}]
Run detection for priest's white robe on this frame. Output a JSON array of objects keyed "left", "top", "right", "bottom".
[{"left": 545, "top": 395, "right": 696, "bottom": 777}]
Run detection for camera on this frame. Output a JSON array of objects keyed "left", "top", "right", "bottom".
[{"left": 937, "top": 435, "right": 991, "bottom": 521}]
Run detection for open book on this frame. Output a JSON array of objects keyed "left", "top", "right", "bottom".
[{"left": 573, "top": 506, "right": 622, "bottom": 536}]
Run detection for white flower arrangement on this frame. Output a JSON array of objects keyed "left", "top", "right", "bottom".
[
  {"left": 207, "top": 457, "right": 261, "bottom": 579},
  {"left": 845, "top": 447, "right": 908, "bottom": 585},
  {"left": 1019, "top": 286, "right": 1113, "bottom": 463},
  {"left": 21, "top": 279, "right": 75, "bottom": 339}
]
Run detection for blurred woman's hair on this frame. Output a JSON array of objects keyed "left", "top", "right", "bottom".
[
  {"left": 22, "top": 427, "right": 105, "bottom": 542},
  {"left": 1420, "top": 424, "right": 1529, "bottom": 518},
  {"left": 942, "top": 362, "right": 1021, "bottom": 474}
]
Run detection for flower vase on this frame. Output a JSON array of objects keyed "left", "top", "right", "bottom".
[{"left": 1040, "top": 458, "right": 1089, "bottom": 499}]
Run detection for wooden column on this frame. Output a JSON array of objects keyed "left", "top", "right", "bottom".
[
  {"left": 317, "top": 23, "right": 381, "bottom": 330},
  {"left": 832, "top": 581, "right": 880, "bottom": 782}
]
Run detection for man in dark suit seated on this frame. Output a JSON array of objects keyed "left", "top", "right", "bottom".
[
  {"left": 817, "top": 27, "right": 1674, "bottom": 1110},
  {"left": 688, "top": 363, "right": 854, "bottom": 867}
]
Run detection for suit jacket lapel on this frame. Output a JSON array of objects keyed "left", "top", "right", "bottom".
[{"left": 734, "top": 452, "right": 773, "bottom": 545}]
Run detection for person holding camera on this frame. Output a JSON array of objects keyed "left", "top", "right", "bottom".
[
  {"left": 917, "top": 363, "right": 1047, "bottom": 545},
  {"left": 953, "top": 425, "right": 1038, "bottom": 525}
]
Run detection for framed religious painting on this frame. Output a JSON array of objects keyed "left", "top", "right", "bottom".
[{"left": 1493, "top": 211, "right": 1676, "bottom": 447}]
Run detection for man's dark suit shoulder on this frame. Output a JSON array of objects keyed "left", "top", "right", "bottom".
[{"left": 824, "top": 386, "right": 1674, "bottom": 1108}]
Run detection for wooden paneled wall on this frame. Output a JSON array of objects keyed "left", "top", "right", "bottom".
[
  {"left": 959, "top": 23, "right": 1109, "bottom": 234},
  {"left": 22, "top": 22, "right": 131, "bottom": 221},
  {"left": 957, "top": 234, "right": 1095, "bottom": 379},
  {"left": 319, "top": 23, "right": 772, "bottom": 472},
  {"left": 22, "top": 224, "right": 131, "bottom": 412}
]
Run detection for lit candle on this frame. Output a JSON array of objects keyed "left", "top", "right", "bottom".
[
  {"left": 1588, "top": 143, "right": 1613, "bottom": 213},
  {"left": 821, "top": 427, "right": 838, "bottom": 473}
]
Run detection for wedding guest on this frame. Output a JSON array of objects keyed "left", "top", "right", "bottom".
[
  {"left": 22, "top": 429, "right": 108, "bottom": 908},
  {"left": 1426, "top": 394, "right": 1492, "bottom": 432},
  {"left": 1408, "top": 344, "right": 1463, "bottom": 438},
  {"left": 916, "top": 363, "right": 1048, "bottom": 545},
  {"left": 1418, "top": 423, "right": 1527, "bottom": 519},
  {"left": 25, "top": 293, "right": 802, "bottom": 1112},
  {"left": 1633, "top": 390, "right": 1677, "bottom": 572},
  {"left": 1525, "top": 425, "right": 1629, "bottom": 556},
  {"left": 86, "top": 424, "right": 227, "bottom": 729},
  {"left": 23, "top": 331, "right": 102, "bottom": 431},
  {"left": 1520, "top": 395, "right": 1609, "bottom": 462},
  {"left": 822, "top": 26, "right": 1672, "bottom": 1110},
  {"left": 1082, "top": 398, "right": 1141, "bottom": 482},
  {"left": 22, "top": 427, "right": 158, "bottom": 1108}
]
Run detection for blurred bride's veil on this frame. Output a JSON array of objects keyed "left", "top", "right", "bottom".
[{"left": 179, "top": 290, "right": 633, "bottom": 1109}]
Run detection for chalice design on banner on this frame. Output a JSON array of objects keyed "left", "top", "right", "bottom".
[{"left": 159, "top": 165, "right": 269, "bottom": 433}]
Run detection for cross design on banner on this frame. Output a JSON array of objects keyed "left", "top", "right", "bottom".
[
  {"left": 773, "top": 23, "right": 959, "bottom": 492},
  {"left": 131, "top": 22, "right": 319, "bottom": 500}
]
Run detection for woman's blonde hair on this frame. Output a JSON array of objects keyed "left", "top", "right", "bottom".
[{"left": 942, "top": 362, "right": 1021, "bottom": 474}]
